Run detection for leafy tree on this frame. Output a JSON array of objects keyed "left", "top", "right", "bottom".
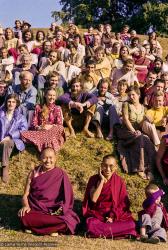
[
  {"left": 130, "top": 2, "right": 168, "bottom": 35},
  {"left": 52, "top": 0, "right": 168, "bottom": 34}
]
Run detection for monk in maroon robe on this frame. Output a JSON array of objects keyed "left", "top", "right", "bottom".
[
  {"left": 18, "top": 147, "right": 80, "bottom": 236},
  {"left": 156, "top": 134, "right": 168, "bottom": 186},
  {"left": 83, "top": 155, "right": 137, "bottom": 238}
]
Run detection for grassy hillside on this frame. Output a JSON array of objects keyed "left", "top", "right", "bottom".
[
  {"left": 0, "top": 133, "right": 168, "bottom": 250},
  {"left": 32, "top": 27, "right": 168, "bottom": 58},
  {"left": 0, "top": 32, "right": 168, "bottom": 250}
]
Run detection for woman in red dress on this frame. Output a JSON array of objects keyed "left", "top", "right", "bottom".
[{"left": 21, "top": 87, "right": 65, "bottom": 152}]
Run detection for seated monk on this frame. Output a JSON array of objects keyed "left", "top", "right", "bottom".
[
  {"left": 156, "top": 135, "right": 168, "bottom": 186},
  {"left": 18, "top": 147, "right": 80, "bottom": 236},
  {"left": 58, "top": 76, "right": 97, "bottom": 138},
  {"left": 82, "top": 154, "right": 137, "bottom": 239}
]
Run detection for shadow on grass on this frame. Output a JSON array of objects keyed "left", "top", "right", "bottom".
[
  {"left": 0, "top": 195, "right": 86, "bottom": 234},
  {"left": 0, "top": 194, "right": 22, "bottom": 230},
  {"left": 74, "top": 199, "right": 86, "bottom": 235}
]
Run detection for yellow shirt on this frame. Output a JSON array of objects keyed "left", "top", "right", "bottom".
[{"left": 145, "top": 106, "right": 168, "bottom": 126}]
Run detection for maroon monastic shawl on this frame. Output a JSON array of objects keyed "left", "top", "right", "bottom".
[
  {"left": 28, "top": 166, "right": 80, "bottom": 234},
  {"left": 83, "top": 173, "right": 133, "bottom": 222},
  {"left": 139, "top": 203, "right": 168, "bottom": 230}
]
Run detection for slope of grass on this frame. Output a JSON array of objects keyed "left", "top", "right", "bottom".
[{"left": 0, "top": 133, "right": 167, "bottom": 249}]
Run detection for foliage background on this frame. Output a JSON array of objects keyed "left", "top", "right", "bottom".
[{"left": 52, "top": 1, "right": 168, "bottom": 35}]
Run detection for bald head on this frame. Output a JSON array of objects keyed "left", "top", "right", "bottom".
[{"left": 19, "top": 71, "right": 33, "bottom": 90}]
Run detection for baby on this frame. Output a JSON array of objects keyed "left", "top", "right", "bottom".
[{"left": 139, "top": 183, "right": 168, "bottom": 244}]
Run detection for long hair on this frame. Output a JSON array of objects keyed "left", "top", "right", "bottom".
[
  {"left": 4, "top": 94, "right": 20, "bottom": 110},
  {"left": 42, "top": 87, "right": 56, "bottom": 120}
]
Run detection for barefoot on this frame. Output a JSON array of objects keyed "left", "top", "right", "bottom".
[
  {"left": 138, "top": 171, "right": 147, "bottom": 180},
  {"left": 69, "top": 130, "right": 76, "bottom": 138},
  {"left": 83, "top": 129, "right": 95, "bottom": 138},
  {"left": 96, "top": 130, "right": 104, "bottom": 139},
  {"left": 2, "top": 166, "right": 9, "bottom": 183}
]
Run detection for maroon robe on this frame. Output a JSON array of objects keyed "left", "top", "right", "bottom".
[
  {"left": 138, "top": 203, "right": 168, "bottom": 230},
  {"left": 162, "top": 134, "right": 168, "bottom": 177},
  {"left": 134, "top": 56, "right": 150, "bottom": 83},
  {"left": 20, "top": 166, "right": 80, "bottom": 235},
  {"left": 83, "top": 173, "right": 137, "bottom": 238},
  {"left": 140, "top": 84, "right": 154, "bottom": 104}
]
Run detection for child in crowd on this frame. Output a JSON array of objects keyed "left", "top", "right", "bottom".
[{"left": 138, "top": 183, "right": 168, "bottom": 244}]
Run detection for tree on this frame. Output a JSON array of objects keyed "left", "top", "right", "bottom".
[
  {"left": 52, "top": 0, "right": 168, "bottom": 33},
  {"left": 130, "top": 2, "right": 168, "bottom": 35}
]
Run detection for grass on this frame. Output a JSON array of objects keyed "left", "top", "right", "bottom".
[
  {"left": 0, "top": 31, "right": 168, "bottom": 249},
  {"left": 0, "top": 133, "right": 168, "bottom": 250}
]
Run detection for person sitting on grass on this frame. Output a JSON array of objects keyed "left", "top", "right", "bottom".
[
  {"left": 82, "top": 154, "right": 137, "bottom": 239},
  {"left": 36, "top": 71, "right": 64, "bottom": 105},
  {"left": 0, "top": 94, "right": 28, "bottom": 183},
  {"left": 92, "top": 78, "right": 120, "bottom": 140},
  {"left": 21, "top": 87, "right": 65, "bottom": 152},
  {"left": 143, "top": 91, "right": 168, "bottom": 148},
  {"left": 58, "top": 76, "right": 97, "bottom": 138},
  {"left": 7, "top": 71, "right": 37, "bottom": 126},
  {"left": 138, "top": 183, "right": 168, "bottom": 244},
  {"left": 114, "top": 79, "right": 128, "bottom": 117},
  {"left": 18, "top": 147, "right": 80, "bottom": 236}
]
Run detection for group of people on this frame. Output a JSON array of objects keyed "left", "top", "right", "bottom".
[{"left": 0, "top": 20, "right": 168, "bottom": 243}]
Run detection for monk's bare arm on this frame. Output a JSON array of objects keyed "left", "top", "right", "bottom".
[
  {"left": 18, "top": 171, "right": 32, "bottom": 217},
  {"left": 156, "top": 138, "right": 168, "bottom": 185},
  {"left": 90, "top": 179, "right": 104, "bottom": 203},
  {"left": 22, "top": 171, "right": 32, "bottom": 207}
]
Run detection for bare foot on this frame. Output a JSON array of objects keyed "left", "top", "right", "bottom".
[
  {"left": 83, "top": 129, "right": 95, "bottom": 138},
  {"left": 138, "top": 171, "right": 147, "bottom": 180},
  {"left": 96, "top": 130, "right": 104, "bottom": 139},
  {"left": 69, "top": 130, "right": 76, "bottom": 138},
  {"left": 2, "top": 166, "right": 9, "bottom": 183}
]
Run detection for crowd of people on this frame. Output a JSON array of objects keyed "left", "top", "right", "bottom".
[{"left": 0, "top": 20, "right": 168, "bottom": 243}]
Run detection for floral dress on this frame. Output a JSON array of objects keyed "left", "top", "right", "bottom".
[{"left": 21, "top": 103, "right": 65, "bottom": 152}]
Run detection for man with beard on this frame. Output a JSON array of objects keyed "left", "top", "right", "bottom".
[
  {"left": 92, "top": 78, "right": 120, "bottom": 140},
  {"left": 79, "top": 59, "right": 101, "bottom": 93},
  {"left": 150, "top": 57, "right": 163, "bottom": 78},
  {"left": 111, "top": 59, "right": 139, "bottom": 95},
  {"left": 58, "top": 76, "right": 97, "bottom": 138}
]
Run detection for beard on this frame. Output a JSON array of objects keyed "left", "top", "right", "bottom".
[
  {"left": 71, "top": 89, "right": 82, "bottom": 100},
  {"left": 154, "top": 67, "right": 162, "bottom": 73}
]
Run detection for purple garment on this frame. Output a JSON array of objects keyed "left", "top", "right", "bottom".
[
  {"left": 28, "top": 166, "right": 80, "bottom": 234},
  {"left": 143, "top": 189, "right": 165, "bottom": 209},
  {"left": 58, "top": 91, "right": 98, "bottom": 106},
  {"left": 0, "top": 107, "right": 28, "bottom": 151},
  {"left": 12, "top": 64, "right": 37, "bottom": 77}
]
